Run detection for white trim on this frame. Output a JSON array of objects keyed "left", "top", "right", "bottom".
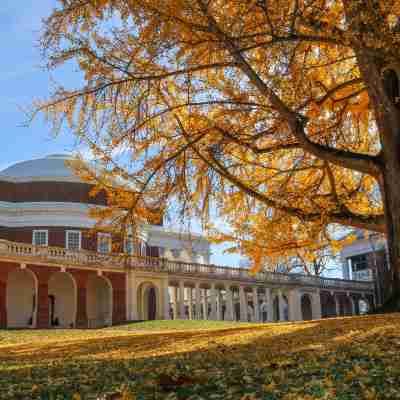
[
  {"left": 66, "top": 230, "right": 82, "bottom": 251},
  {"left": 0, "top": 175, "right": 83, "bottom": 183},
  {"left": 0, "top": 202, "right": 99, "bottom": 229},
  {"left": 32, "top": 230, "right": 48, "bottom": 246}
]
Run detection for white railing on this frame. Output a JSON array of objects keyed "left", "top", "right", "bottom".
[
  {"left": 352, "top": 269, "right": 374, "bottom": 282},
  {"left": 0, "top": 239, "right": 374, "bottom": 292}
]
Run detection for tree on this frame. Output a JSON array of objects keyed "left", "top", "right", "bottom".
[{"left": 36, "top": 1, "right": 400, "bottom": 297}]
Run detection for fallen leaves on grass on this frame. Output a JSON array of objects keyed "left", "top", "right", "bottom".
[{"left": 0, "top": 315, "right": 400, "bottom": 399}]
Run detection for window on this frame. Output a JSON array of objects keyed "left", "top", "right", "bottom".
[
  {"left": 171, "top": 248, "right": 181, "bottom": 259},
  {"left": 66, "top": 230, "right": 82, "bottom": 251},
  {"left": 350, "top": 254, "right": 369, "bottom": 272},
  {"left": 33, "top": 230, "right": 48, "bottom": 246},
  {"left": 97, "top": 233, "right": 111, "bottom": 254}
]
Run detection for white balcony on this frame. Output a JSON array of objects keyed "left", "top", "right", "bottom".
[{"left": 0, "top": 239, "right": 375, "bottom": 293}]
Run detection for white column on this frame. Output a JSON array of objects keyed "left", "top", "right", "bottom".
[
  {"left": 179, "top": 281, "right": 185, "bottom": 319},
  {"left": 172, "top": 286, "right": 178, "bottom": 320},
  {"left": 195, "top": 283, "right": 201, "bottom": 319},
  {"left": 188, "top": 287, "right": 194, "bottom": 320},
  {"left": 334, "top": 293, "right": 340, "bottom": 316},
  {"left": 311, "top": 290, "right": 322, "bottom": 320},
  {"left": 126, "top": 270, "right": 137, "bottom": 320},
  {"left": 348, "top": 293, "right": 356, "bottom": 315},
  {"left": 252, "top": 287, "right": 260, "bottom": 322},
  {"left": 163, "top": 281, "right": 171, "bottom": 320},
  {"left": 224, "top": 285, "right": 234, "bottom": 321},
  {"left": 265, "top": 288, "right": 274, "bottom": 322},
  {"left": 288, "top": 289, "right": 302, "bottom": 321},
  {"left": 202, "top": 288, "right": 208, "bottom": 320},
  {"left": 210, "top": 284, "right": 217, "bottom": 320},
  {"left": 239, "top": 286, "right": 247, "bottom": 322},
  {"left": 278, "top": 290, "right": 286, "bottom": 321},
  {"left": 216, "top": 289, "right": 223, "bottom": 320}
]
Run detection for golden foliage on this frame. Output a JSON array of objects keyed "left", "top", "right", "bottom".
[{"left": 35, "top": 0, "right": 398, "bottom": 265}]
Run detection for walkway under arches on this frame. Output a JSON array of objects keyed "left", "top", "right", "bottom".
[
  {"left": 137, "top": 282, "right": 159, "bottom": 320},
  {"left": 87, "top": 275, "right": 113, "bottom": 328},
  {"left": 48, "top": 271, "right": 76, "bottom": 328},
  {"left": 301, "top": 294, "right": 313, "bottom": 321},
  {"left": 7, "top": 268, "right": 37, "bottom": 328}
]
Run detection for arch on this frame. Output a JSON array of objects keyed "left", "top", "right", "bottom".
[
  {"left": 341, "top": 296, "right": 353, "bottom": 316},
  {"left": 6, "top": 268, "right": 37, "bottom": 328},
  {"left": 282, "top": 295, "right": 289, "bottom": 321},
  {"left": 273, "top": 296, "right": 279, "bottom": 321},
  {"left": 321, "top": 292, "right": 336, "bottom": 318},
  {"left": 358, "top": 298, "right": 370, "bottom": 315},
  {"left": 48, "top": 271, "right": 77, "bottom": 328},
  {"left": 301, "top": 294, "right": 313, "bottom": 321},
  {"left": 137, "top": 282, "right": 159, "bottom": 320},
  {"left": 87, "top": 275, "right": 113, "bottom": 328}
]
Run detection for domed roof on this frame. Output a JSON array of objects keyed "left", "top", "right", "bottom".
[{"left": 0, "top": 154, "right": 82, "bottom": 183}]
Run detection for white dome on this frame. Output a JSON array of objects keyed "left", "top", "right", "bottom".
[{"left": 0, "top": 154, "right": 82, "bottom": 183}]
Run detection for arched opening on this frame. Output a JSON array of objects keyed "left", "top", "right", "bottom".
[
  {"left": 342, "top": 296, "right": 353, "bottom": 316},
  {"left": 301, "top": 294, "right": 313, "bottom": 321},
  {"left": 137, "top": 282, "right": 159, "bottom": 320},
  {"left": 383, "top": 69, "right": 400, "bottom": 106},
  {"left": 48, "top": 272, "right": 76, "bottom": 328},
  {"left": 7, "top": 268, "right": 37, "bottom": 328},
  {"left": 321, "top": 292, "right": 336, "bottom": 318},
  {"left": 282, "top": 295, "right": 289, "bottom": 321},
  {"left": 87, "top": 275, "right": 113, "bottom": 328},
  {"left": 358, "top": 299, "right": 369, "bottom": 315},
  {"left": 147, "top": 286, "right": 157, "bottom": 320},
  {"left": 273, "top": 296, "right": 279, "bottom": 321}
]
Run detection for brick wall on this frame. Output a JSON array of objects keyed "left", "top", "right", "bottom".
[
  {"left": 0, "top": 180, "right": 107, "bottom": 205},
  {"left": 0, "top": 261, "right": 126, "bottom": 328}
]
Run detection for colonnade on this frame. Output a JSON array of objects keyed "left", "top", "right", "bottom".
[
  {"left": 166, "top": 282, "right": 323, "bottom": 322},
  {"left": 128, "top": 274, "right": 375, "bottom": 323}
]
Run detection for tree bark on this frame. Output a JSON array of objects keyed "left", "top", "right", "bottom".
[{"left": 381, "top": 137, "right": 400, "bottom": 299}]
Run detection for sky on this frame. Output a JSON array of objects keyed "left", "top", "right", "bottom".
[{"left": 0, "top": 1, "right": 242, "bottom": 267}]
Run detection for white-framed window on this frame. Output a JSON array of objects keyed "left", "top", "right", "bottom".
[
  {"left": 33, "top": 230, "right": 48, "bottom": 246},
  {"left": 97, "top": 233, "right": 112, "bottom": 254},
  {"left": 66, "top": 230, "right": 82, "bottom": 251},
  {"left": 171, "top": 248, "right": 181, "bottom": 259}
]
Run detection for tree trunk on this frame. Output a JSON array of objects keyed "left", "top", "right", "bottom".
[{"left": 382, "top": 152, "right": 400, "bottom": 300}]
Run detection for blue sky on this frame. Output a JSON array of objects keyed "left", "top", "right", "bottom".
[{"left": 0, "top": 1, "right": 241, "bottom": 267}]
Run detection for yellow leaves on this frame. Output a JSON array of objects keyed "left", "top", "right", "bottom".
[
  {"left": 3, "top": 315, "right": 400, "bottom": 398},
  {"left": 362, "top": 387, "right": 378, "bottom": 400},
  {"left": 39, "top": 0, "right": 387, "bottom": 265},
  {"left": 262, "top": 381, "right": 276, "bottom": 392}
]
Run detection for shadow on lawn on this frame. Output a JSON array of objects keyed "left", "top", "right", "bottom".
[{"left": 0, "top": 314, "right": 399, "bottom": 399}]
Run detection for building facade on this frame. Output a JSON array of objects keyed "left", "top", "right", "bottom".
[
  {"left": 0, "top": 155, "right": 375, "bottom": 329},
  {"left": 340, "top": 230, "right": 391, "bottom": 307}
]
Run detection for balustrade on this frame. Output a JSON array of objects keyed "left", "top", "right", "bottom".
[{"left": 0, "top": 239, "right": 374, "bottom": 293}]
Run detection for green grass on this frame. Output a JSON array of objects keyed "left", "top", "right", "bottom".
[
  {"left": 106, "top": 319, "right": 249, "bottom": 331},
  {"left": 1, "top": 315, "right": 400, "bottom": 399},
  {"left": 0, "top": 319, "right": 245, "bottom": 347}
]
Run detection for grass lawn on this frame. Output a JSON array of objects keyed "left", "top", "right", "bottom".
[{"left": 1, "top": 315, "right": 400, "bottom": 399}]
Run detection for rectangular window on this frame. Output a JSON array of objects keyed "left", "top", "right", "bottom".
[
  {"left": 350, "top": 254, "right": 369, "bottom": 272},
  {"left": 33, "top": 230, "right": 48, "bottom": 246},
  {"left": 97, "top": 233, "right": 111, "bottom": 254},
  {"left": 66, "top": 230, "right": 82, "bottom": 251}
]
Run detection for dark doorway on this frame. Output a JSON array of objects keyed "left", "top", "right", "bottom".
[
  {"left": 148, "top": 287, "right": 157, "bottom": 320},
  {"left": 48, "top": 295, "right": 55, "bottom": 326},
  {"left": 301, "top": 294, "right": 313, "bottom": 320}
]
